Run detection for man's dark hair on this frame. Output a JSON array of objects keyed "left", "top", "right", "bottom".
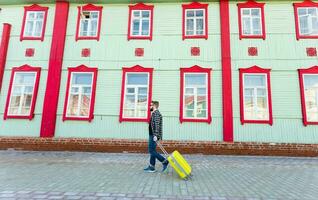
[{"left": 152, "top": 101, "right": 159, "bottom": 108}]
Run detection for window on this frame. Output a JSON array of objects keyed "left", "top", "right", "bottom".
[
  {"left": 128, "top": 3, "right": 154, "bottom": 40},
  {"left": 4, "top": 65, "right": 41, "bottom": 120},
  {"left": 237, "top": 0, "right": 265, "bottom": 39},
  {"left": 239, "top": 66, "right": 273, "bottom": 125},
  {"left": 180, "top": 65, "right": 212, "bottom": 123},
  {"left": 63, "top": 65, "right": 98, "bottom": 122},
  {"left": 293, "top": 0, "right": 318, "bottom": 40},
  {"left": 76, "top": 4, "right": 103, "bottom": 41},
  {"left": 298, "top": 66, "right": 318, "bottom": 125},
  {"left": 20, "top": 4, "right": 48, "bottom": 41},
  {"left": 182, "top": 2, "right": 208, "bottom": 40},
  {"left": 119, "top": 65, "right": 153, "bottom": 122}
]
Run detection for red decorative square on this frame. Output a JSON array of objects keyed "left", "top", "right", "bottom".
[
  {"left": 25, "top": 48, "right": 35, "bottom": 57},
  {"left": 191, "top": 47, "right": 200, "bottom": 56},
  {"left": 306, "top": 48, "right": 317, "bottom": 57},
  {"left": 248, "top": 47, "right": 258, "bottom": 56},
  {"left": 135, "top": 48, "right": 144, "bottom": 57},
  {"left": 81, "top": 48, "right": 90, "bottom": 57}
]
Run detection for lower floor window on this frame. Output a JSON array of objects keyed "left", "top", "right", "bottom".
[{"left": 303, "top": 74, "right": 318, "bottom": 122}]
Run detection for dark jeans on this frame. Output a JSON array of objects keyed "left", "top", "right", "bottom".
[{"left": 148, "top": 135, "right": 165, "bottom": 167}]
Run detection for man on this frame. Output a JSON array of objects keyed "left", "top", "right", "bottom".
[{"left": 144, "top": 101, "right": 169, "bottom": 173}]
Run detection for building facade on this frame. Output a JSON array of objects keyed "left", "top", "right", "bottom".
[{"left": 0, "top": 0, "right": 317, "bottom": 155}]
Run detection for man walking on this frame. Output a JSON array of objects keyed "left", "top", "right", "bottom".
[{"left": 144, "top": 101, "right": 169, "bottom": 173}]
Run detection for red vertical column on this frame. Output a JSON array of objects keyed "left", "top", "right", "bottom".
[
  {"left": 220, "top": 0, "right": 234, "bottom": 142},
  {"left": 0, "top": 23, "right": 11, "bottom": 92},
  {"left": 40, "top": 2, "right": 69, "bottom": 137}
]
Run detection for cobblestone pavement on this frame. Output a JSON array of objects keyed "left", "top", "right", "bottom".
[{"left": 0, "top": 150, "right": 317, "bottom": 200}]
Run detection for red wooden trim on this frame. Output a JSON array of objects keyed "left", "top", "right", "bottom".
[
  {"left": 75, "top": 4, "right": 103, "bottom": 41},
  {"left": 40, "top": 2, "right": 69, "bottom": 138},
  {"left": 62, "top": 65, "right": 98, "bottom": 122},
  {"left": 293, "top": 0, "right": 318, "bottom": 40},
  {"left": 3, "top": 65, "right": 41, "bottom": 120},
  {"left": 20, "top": 4, "right": 48, "bottom": 41},
  {"left": 0, "top": 23, "right": 11, "bottom": 92},
  {"left": 182, "top": 2, "right": 208, "bottom": 40},
  {"left": 298, "top": 66, "right": 318, "bottom": 126},
  {"left": 127, "top": 3, "right": 154, "bottom": 41},
  {"left": 119, "top": 65, "right": 153, "bottom": 122},
  {"left": 237, "top": 0, "right": 266, "bottom": 40},
  {"left": 239, "top": 66, "right": 273, "bottom": 125},
  {"left": 220, "top": 0, "right": 233, "bottom": 142},
  {"left": 179, "top": 65, "right": 212, "bottom": 124}
]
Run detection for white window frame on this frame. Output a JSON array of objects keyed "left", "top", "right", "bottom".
[
  {"left": 130, "top": 10, "right": 151, "bottom": 37},
  {"left": 303, "top": 74, "right": 318, "bottom": 122},
  {"left": 183, "top": 73, "right": 208, "bottom": 119},
  {"left": 23, "top": 11, "right": 45, "bottom": 37},
  {"left": 242, "top": 73, "right": 269, "bottom": 121},
  {"left": 123, "top": 72, "right": 150, "bottom": 119},
  {"left": 8, "top": 72, "right": 37, "bottom": 116},
  {"left": 79, "top": 10, "right": 100, "bottom": 37},
  {"left": 66, "top": 72, "right": 94, "bottom": 118},
  {"left": 241, "top": 8, "right": 262, "bottom": 36},
  {"left": 297, "top": 7, "right": 318, "bottom": 36},
  {"left": 185, "top": 9, "right": 206, "bottom": 36}
]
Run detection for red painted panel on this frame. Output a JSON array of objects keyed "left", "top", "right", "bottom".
[
  {"left": 248, "top": 47, "right": 258, "bottom": 56},
  {"left": 25, "top": 48, "right": 35, "bottom": 57},
  {"left": 0, "top": 23, "right": 11, "bottom": 92},
  {"left": 306, "top": 47, "right": 317, "bottom": 57},
  {"left": 40, "top": 2, "right": 69, "bottom": 138},
  {"left": 191, "top": 47, "right": 200, "bottom": 56},
  {"left": 81, "top": 48, "right": 91, "bottom": 57},
  {"left": 135, "top": 48, "right": 144, "bottom": 57},
  {"left": 220, "top": 0, "right": 233, "bottom": 142}
]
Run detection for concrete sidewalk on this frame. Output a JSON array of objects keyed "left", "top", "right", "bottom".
[{"left": 0, "top": 150, "right": 317, "bottom": 200}]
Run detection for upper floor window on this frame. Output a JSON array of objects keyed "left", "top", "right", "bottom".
[
  {"left": 239, "top": 66, "right": 273, "bottom": 125},
  {"left": 298, "top": 66, "right": 318, "bottom": 125},
  {"left": 293, "top": 0, "right": 318, "bottom": 40},
  {"left": 128, "top": 3, "right": 154, "bottom": 40},
  {"left": 180, "top": 65, "right": 212, "bottom": 123},
  {"left": 63, "top": 65, "right": 98, "bottom": 122},
  {"left": 4, "top": 65, "right": 41, "bottom": 120},
  {"left": 20, "top": 4, "right": 48, "bottom": 41},
  {"left": 237, "top": 0, "right": 266, "bottom": 40},
  {"left": 119, "top": 65, "right": 153, "bottom": 122},
  {"left": 182, "top": 2, "right": 208, "bottom": 40},
  {"left": 76, "top": 4, "right": 103, "bottom": 41}
]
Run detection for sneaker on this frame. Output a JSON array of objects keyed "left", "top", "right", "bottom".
[
  {"left": 162, "top": 160, "right": 169, "bottom": 172},
  {"left": 143, "top": 166, "right": 156, "bottom": 173}
]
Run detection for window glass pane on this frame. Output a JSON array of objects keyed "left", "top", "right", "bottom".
[
  {"left": 132, "top": 19, "right": 140, "bottom": 35},
  {"left": 251, "top": 8, "right": 260, "bottom": 16},
  {"left": 185, "top": 95, "right": 194, "bottom": 109},
  {"left": 308, "top": 8, "right": 316, "bottom": 15},
  {"left": 197, "top": 96, "right": 207, "bottom": 110},
  {"left": 244, "top": 75, "right": 266, "bottom": 87},
  {"left": 298, "top": 8, "right": 307, "bottom": 16},
  {"left": 80, "top": 20, "right": 89, "bottom": 36},
  {"left": 36, "top": 12, "right": 44, "bottom": 19},
  {"left": 133, "top": 11, "right": 140, "bottom": 17},
  {"left": 196, "top": 110, "right": 206, "bottom": 118},
  {"left": 299, "top": 15, "right": 309, "bottom": 34},
  {"left": 186, "top": 19, "right": 194, "bottom": 31},
  {"left": 252, "top": 18, "right": 261, "bottom": 34},
  {"left": 197, "top": 88, "right": 206, "bottom": 95},
  {"left": 80, "top": 93, "right": 90, "bottom": 116},
  {"left": 196, "top": 10, "right": 203, "bottom": 17},
  {"left": 257, "top": 97, "right": 267, "bottom": 109},
  {"left": 25, "top": 21, "right": 34, "bottom": 36},
  {"left": 127, "top": 88, "right": 135, "bottom": 94},
  {"left": 127, "top": 74, "right": 148, "bottom": 85},
  {"left": 243, "top": 17, "right": 251, "bottom": 34},
  {"left": 67, "top": 94, "right": 79, "bottom": 116},
  {"left": 28, "top": 12, "right": 35, "bottom": 19},
  {"left": 185, "top": 74, "right": 206, "bottom": 86},
  {"left": 304, "top": 75, "right": 318, "bottom": 121},
  {"left": 138, "top": 87, "right": 147, "bottom": 95},
  {"left": 124, "top": 95, "right": 135, "bottom": 109},
  {"left": 244, "top": 88, "right": 253, "bottom": 96},
  {"left": 196, "top": 18, "right": 204, "bottom": 34},
  {"left": 142, "top": 11, "right": 150, "bottom": 18},
  {"left": 72, "top": 73, "right": 92, "bottom": 85},
  {"left": 91, "top": 11, "right": 99, "bottom": 19},
  {"left": 14, "top": 73, "right": 36, "bottom": 85},
  {"left": 34, "top": 21, "right": 43, "bottom": 36},
  {"left": 142, "top": 20, "right": 149, "bottom": 35},
  {"left": 89, "top": 19, "right": 98, "bottom": 36},
  {"left": 186, "top": 10, "right": 194, "bottom": 17},
  {"left": 242, "top": 9, "right": 250, "bottom": 15}
]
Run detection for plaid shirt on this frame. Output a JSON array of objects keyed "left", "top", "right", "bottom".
[{"left": 150, "top": 110, "right": 163, "bottom": 140}]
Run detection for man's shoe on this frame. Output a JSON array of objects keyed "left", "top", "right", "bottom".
[
  {"left": 162, "top": 161, "right": 169, "bottom": 172},
  {"left": 143, "top": 166, "right": 156, "bottom": 173}
]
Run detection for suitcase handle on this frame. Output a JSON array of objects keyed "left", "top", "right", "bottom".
[{"left": 156, "top": 141, "right": 169, "bottom": 156}]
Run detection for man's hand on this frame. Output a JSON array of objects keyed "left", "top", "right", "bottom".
[{"left": 153, "top": 136, "right": 158, "bottom": 142}]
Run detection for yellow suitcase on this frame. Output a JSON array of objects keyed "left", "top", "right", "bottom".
[{"left": 157, "top": 141, "right": 192, "bottom": 180}]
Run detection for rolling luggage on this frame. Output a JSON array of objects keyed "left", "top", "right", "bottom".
[{"left": 156, "top": 141, "right": 193, "bottom": 180}]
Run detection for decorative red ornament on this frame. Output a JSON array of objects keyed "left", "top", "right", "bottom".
[
  {"left": 81, "top": 48, "right": 90, "bottom": 57},
  {"left": 248, "top": 47, "right": 258, "bottom": 56},
  {"left": 191, "top": 47, "right": 200, "bottom": 56},
  {"left": 135, "top": 48, "right": 144, "bottom": 57},
  {"left": 306, "top": 47, "right": 317, "bottom": 57},
  {"left": 25, "top": 48, "right": 35, "bottom": 57}
]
